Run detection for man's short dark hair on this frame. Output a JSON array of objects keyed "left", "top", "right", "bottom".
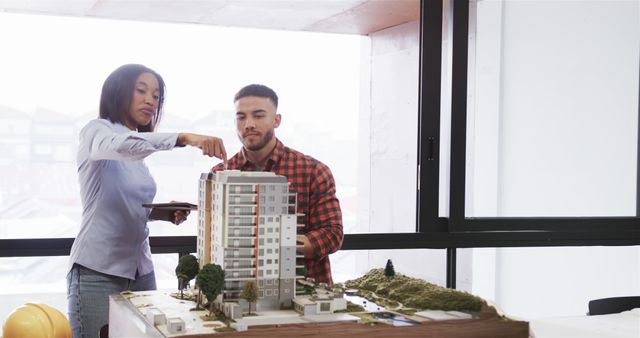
[{"left": 234, "top": 84, "right": 278, "bottom": 108}]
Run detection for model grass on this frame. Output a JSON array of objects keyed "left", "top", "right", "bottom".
[
  {"left": 345, "top": 268, "right": 485, "bottom": 312},
  {"left": 334, "top": 301, "right": 366, "bottom": 313}
]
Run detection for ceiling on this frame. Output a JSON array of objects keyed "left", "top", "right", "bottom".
[{"left": 0, "top": 0, "right": 420, "bottom": 35}]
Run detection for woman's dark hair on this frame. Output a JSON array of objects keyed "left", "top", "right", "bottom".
[{"left": 99, "top": 64, "right": 165, "bottom": 132}]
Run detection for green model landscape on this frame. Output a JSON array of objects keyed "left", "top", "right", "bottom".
[{"left": 343, "top": 268, "right": 485, "bottom": 313}]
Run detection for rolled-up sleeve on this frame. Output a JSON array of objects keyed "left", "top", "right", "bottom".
[{"left": 306, "top": 162, "right": 344, "bottom": 259}]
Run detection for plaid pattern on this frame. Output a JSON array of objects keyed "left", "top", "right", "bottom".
[{"left": 212, "top": 139, "right": 343, "bottom": 284}]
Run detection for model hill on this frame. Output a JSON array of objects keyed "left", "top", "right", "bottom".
[{"left": 344, "top": 268, "right": 485, "bottom": 312}]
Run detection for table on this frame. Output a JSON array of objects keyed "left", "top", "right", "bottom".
[
  {"left": 109, "top": 291, "right": 529, "bottom": 338},
  {"left": 529, "top": 308, "right": 640, "bottom": 338}
]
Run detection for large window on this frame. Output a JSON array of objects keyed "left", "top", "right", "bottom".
[
  {"left": 0, "top": 12, "right": 364, "bottom": 240},
  {"left": 466, "top": 0, "right": 638, "bottom": 218},
  {"left": 440, "top": 0, "right": 640, "bottom": 234},
  {"left": 0, "top": 11, "right": 365, "bottom": 320}
]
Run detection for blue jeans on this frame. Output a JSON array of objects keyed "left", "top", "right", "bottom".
[{"left": 66, "top": 264, "right": 156, "bottom": 338}]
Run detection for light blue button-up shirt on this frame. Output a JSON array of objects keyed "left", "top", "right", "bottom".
[{"left": 69, "top": 118, "right": 178, "bottom": 279}]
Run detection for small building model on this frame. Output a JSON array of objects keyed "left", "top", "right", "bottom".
[
  {"left": 145, "top": 307, "right": 166, "bottom": 326},
  {"left": 292, "top": 286, "right": 347, "bottom": 316},
  {"left": 221, "top": 301, "right": 243, "bottom": 320},
  {"left": 167, "top": 317, "right": 185, "bottom": 333},
  {"left": 197, "top": 170, "right": 305, "bottom": 313}
]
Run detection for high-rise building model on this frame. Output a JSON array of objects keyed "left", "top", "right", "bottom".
[{"left": 197, "top": 170, "right": 302, "bottom": 311}]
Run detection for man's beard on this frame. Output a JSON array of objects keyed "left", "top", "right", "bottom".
[{"left": 242, "top": 128, "right": 275, "bottom": 152}]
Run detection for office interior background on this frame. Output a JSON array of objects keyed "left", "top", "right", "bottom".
[{"left": 0, "top": 0, "right": 638, "bottom": 323}]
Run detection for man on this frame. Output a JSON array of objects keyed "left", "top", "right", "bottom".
[{"left": 211, "top": 84, "right": 343, "bottom": 285}]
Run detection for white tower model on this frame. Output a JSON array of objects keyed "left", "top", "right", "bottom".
[{"left": 197, "top": 170, "right": 303, "bottom": 312}]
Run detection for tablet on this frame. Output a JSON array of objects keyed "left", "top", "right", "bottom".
[{"left": 142, "top": 202, "right": 198, "bottom": 210}]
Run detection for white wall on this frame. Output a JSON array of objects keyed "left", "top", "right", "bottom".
[
  {"left": 469, "top": 0, "right": 640, "bottom": 318},
  {"left": 356, "top": 19, "right": 474, "bottom": 290},
  {"left": 368, "top": 20, "right": 420, "bottom": 235}
]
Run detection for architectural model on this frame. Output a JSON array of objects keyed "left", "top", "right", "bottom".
[
  {"left": 110, "top": 267, "right": 528, "bottom": 338},
  {"left": 197, "top": 170, "right": 304, "bottom": 314},
  {"left": 106, "top": 171, "right": 524, "bottom": 337}
]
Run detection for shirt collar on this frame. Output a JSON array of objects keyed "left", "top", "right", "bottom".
[
  {"left": 111, "top": 120, "right": 132, "bottom": 134},
  {"left": 239, "top": 138, "right": 285, "bottom": 171}
]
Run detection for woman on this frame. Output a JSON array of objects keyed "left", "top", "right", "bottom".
[{"left": 67, "top": 64, "right": 226, "bottom": 337}]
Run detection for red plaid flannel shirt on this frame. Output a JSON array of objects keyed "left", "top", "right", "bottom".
[{"left": 212, "top": 139, "right": 343, "bottom": 285}]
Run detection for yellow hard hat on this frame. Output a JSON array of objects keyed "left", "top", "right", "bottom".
[{"left": 2, "top": 303, "right": 71, "bottom": 338}]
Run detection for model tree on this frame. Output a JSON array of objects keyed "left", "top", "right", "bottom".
[
  {"left": 240, "top": 280, "right": 258, "bottom": 315},
  {"left": 384, "top": 259, "right": 395, "bottom": 278},
  {"left": 175, "top": 254, "right": 199, "bottom": 299},
  {"left": 197, "top": 263, "right": 225, "bottom": 317}
]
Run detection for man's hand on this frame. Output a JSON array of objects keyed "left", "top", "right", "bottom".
[
  {"left": 296, "top": 235, "right": 313, "bottom": 259},
  {"left": 178, "top": 133, "right": 228, "bottom": 166}
]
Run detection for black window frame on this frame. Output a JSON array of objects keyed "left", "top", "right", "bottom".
[
  {"left": 447, "top": 0, "right": 640, "bottom": 234},
  {"left": 344, "top": 0, "right": 640, "bottom": 250}
]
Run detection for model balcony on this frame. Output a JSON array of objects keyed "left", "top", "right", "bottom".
[
  {"left": 228, "top": 195, "right": 257, "bottom": 205},
  {"left": 227, "top": 235, "right": 257, "bottom": 242},
  {"left": 226, "top": 238, "right": 255, "bottom": 247},
  {"left": 228, "top": 204, "right": 259, "bottom": 210},
  {"left": 224, "top": 280, "right": 243, "bottom": 287},
  {"left": 230, "top": 269, "right": 254, "bottom": 277},
  {"left": 224, "top": 265, "right": 256, "bottom": 271},
  {"left": 225, "top": 276, "right": 257, "bottom": 282},
  {"left": 224, "top": 258, "right": 254, "bottom": 266},
  {"left": 224, "top": 255, "right": 256, "bottom": 260},
  {"left": 228, "top": 209, "right": 256, "bottom": 216},
  {"left": 228, "top": 186, "right": 257, "bottom": 194},
  {"left": 229, "top": 228, "right": 255, "bottom": 236},
  {"left": 222, "top": 294, "right": 241, "bottom": 302},
  {"left": 227, "top": 215, "right": 257, "bottom": 219},
  {"left": 229, "top": 228, "right": 256, "bottom": 235},
  {"left": 227, "top": 223, "right": 257, "bottom": 228},
  {"left": 228, "top": 213, "right": 256, "bottom": 217},
  {"left": 227, "top": 244, "right": 255, "bottom": 249}
]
